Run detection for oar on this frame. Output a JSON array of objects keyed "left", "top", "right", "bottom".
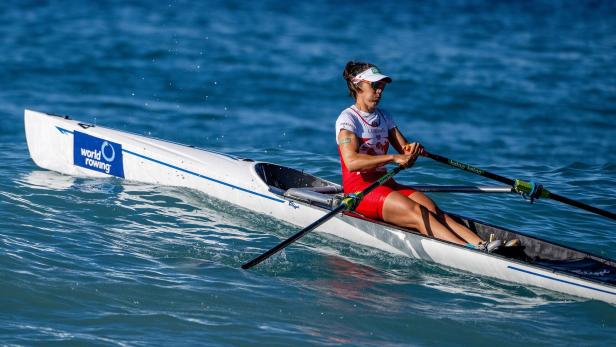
[
  {"left": 411, "top": 185, "right": 513, "bottom": 193},
  {"left": 241, "top": 165, "right": 405, "bottom": 269},
  {"left": 424, "top": 151, "right": 616, "bottom": 221}
]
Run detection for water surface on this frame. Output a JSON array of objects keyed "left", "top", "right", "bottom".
[{"left": 1, "top": 1, "right": 615, "bottom": 345}]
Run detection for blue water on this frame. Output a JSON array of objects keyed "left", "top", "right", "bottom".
[{"left": 1, "top": 0, "right": 616, "bottom": 345}]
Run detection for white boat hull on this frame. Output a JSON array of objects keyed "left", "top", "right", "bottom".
[{"left": 24, "top": 109, "right": 616, "bottom": 304}]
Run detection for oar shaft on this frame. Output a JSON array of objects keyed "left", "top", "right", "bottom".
[
  {"left": 548, "top": 191, "right": 616, "bottom": 220},
  {"left": 242, "top": 166, "right": 404, "bottom": 269},
  {"left": 425, "top": 151, "right": 616, "bottom": 221},
  {"left": 425, "top": 152, "right": 515, "bottom": 186},
  {"left": 241, "top": 204, "right": 346, "bottom": 269},
  {"left": 411, "top": 185, "right": 513, "bottom": 193}
]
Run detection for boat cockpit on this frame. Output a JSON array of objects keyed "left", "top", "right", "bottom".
[{"left": 254, "top": 162, "right": 343, "bottom": 209}]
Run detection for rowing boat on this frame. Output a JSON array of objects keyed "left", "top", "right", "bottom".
[{"left": 24, "top": 109, "right": 616, "bottom": 304}]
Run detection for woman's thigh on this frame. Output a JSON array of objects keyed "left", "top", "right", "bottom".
[
  {"left": 390, "top": 182, "right": 438, "bottom": 213},
  {"left": 354, "top": 185, "right": 395, "bottom": 220},
  {"left": 381, "top": 191, "right": 423, "bottom": 227},
  {"left": 407, "top": 191, "right": 438, "bottom": 213}
]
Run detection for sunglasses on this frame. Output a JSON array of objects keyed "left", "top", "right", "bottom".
[{"left": 366, "top": 80, "right": 387, "bottom": 91}]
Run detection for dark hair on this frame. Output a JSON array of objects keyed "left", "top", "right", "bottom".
[{"left": 342, "top": 61, "right": 375, "bottom": 99}]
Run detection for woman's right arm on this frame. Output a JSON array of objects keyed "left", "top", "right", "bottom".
[{"left": 338, "top": 129, "right": 412, "bottom": 171}]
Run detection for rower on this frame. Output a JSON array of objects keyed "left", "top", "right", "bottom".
[{"left": 336, "top": 61, "right": 507, "bottom": 252}]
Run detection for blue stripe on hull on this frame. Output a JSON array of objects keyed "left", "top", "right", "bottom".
[
  {"left": 56, "top": 126, "right": 74, "bottom": 135},
  {"left": 123, "top": 149, "right": 284, "bottom": 203},
  {"left": 507, "top": 265, "right": 615, "bottom": 296},
  {"left": 56, "top": 126, "right": 285, "bottom": 203}
]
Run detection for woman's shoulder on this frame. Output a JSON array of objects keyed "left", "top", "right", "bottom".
[
  {"left": 335, "top": 107, "right": 359, "bottom": 132},
  {"left": 336, "top": 107, "right": 359, "bottom": 122}
]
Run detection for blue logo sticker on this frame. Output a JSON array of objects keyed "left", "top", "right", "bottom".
[{"left": 73, "top": 131, "right": 124, "bottom": 178}]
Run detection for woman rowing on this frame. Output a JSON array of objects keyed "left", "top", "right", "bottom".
[{"left": 336, "top": 61, "right": 502, "bottom": 251}]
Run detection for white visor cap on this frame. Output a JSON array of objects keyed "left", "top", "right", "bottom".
[{"left": 352, "top": 67, "right": 392, "bottom": 84}]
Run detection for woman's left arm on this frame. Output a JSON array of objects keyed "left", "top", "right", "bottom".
[
  {"left": 389, "top": 127, "right": 409, "bottom": 154},
  {"left": 389, "top": 127, "right": 425, "bottom": 157}
]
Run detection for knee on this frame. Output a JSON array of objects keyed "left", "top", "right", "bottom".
[
  {"left": 413, "top": 194, "right": 438, "bottom": 214},
  {"left": 426, "top": 205, "right": 438, "bottom": 215},
  {"left": 407, "top": 201, "right": 429, "bottom": 225},
  {"left": 423, "top": 200, "right": 439, "bottom": 214},
  {"left": 410, "top": 202, "right": 424, "bottom": 216}
]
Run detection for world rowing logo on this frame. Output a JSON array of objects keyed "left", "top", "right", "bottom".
[
  {"left": 73, "top": 131, "right": 125, "bottom": 178},
  {"left": 101, "top": 141, "right": 115, "bottom": 162}
]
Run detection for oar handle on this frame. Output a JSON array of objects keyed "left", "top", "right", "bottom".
[{"left": 424, "top": 151, "right": 616, "bottom": 222}]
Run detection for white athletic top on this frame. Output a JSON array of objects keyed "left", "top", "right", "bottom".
[
  {"left": 335, "top": 106, "right": 396, "bottom": 154},
  {"left": 335, "top": 106, "right": 397, "bottom": 186}
]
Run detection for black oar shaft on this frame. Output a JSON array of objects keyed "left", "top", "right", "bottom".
[
  {"left": 242, "top": 166, "right": 404, "bottom": 269},
  {"left": 548, "top": 191, "right": 616, "bottom": 220},
  {"left": 426, "top": 152, "right": 515, "bottom": 186},
  {"left": 241, "top": 204, "right": 346, "bottom": 269},
  {"left": 425, "top": 152, "right": 616, "bottom": 221}
]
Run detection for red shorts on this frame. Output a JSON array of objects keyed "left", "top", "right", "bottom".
[{"left": 346, "top": 179, "right": 416, "bottom": 220}]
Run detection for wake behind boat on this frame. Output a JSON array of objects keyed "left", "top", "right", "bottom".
[{"left": 24, "top": 109, "right": 616, "bottom": 304}]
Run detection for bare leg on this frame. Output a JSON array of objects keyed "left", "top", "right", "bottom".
[
  {"left": 382, "top": 192, "right": 468, "bottom": 246},
  {"left": 408, "top": 192, "right": 484, "bottom": 246}
]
